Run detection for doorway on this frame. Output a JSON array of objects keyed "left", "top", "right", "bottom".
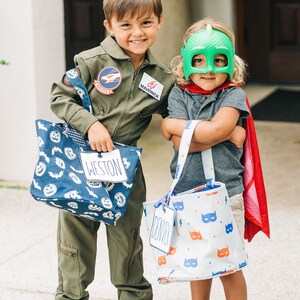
[
  {"left": 64, "top": 0, "right": 106, "bottom": 70},
  {"left": 236, "top": 0, "right": 300, "bottom": 83}
]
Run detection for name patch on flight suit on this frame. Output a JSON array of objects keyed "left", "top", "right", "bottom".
[
  {"left": 139, "top": 73, "right": 164, "bottom": 101},
  {"left": 93, "top": 67, "right": 122, "bottom": 95}
]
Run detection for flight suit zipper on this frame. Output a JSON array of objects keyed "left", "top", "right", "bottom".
[{"left": 111, "top": 61, "right": 147, "bottom": 139}]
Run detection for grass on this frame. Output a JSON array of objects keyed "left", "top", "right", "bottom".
[{"left": 0, "top": 180, "right": 29, "bottom": 190}]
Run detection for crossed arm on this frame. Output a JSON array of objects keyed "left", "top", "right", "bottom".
[{"left": 161, "top": 106, "right": 246, "bottom": 152}]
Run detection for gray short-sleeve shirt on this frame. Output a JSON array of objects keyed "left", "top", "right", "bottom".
[{"left": 168, "top": 85, "right": 250, "bottom": 197}]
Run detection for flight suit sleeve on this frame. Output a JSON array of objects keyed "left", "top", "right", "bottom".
[
  {"left": 155, "top": 74, "right": 174, "bottom": 118},
  {"left": 50, "top": 57, "right": 98, "bottom": 137}
]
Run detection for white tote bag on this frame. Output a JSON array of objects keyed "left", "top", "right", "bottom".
[{"left": 143, "top": 120, "right": 248, "bottom": 283}]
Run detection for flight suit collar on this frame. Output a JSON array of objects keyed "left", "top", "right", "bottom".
[{"left": 101, "top": 35, "right": 159, "bottom": 66}]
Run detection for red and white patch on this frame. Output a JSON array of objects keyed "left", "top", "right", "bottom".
[{"left": 93, "top": 67, "right": 122, "bottom": 95}]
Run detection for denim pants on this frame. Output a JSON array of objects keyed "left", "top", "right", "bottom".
[{"left": 55, "top": 166, "right": 153, "bottom": 300}]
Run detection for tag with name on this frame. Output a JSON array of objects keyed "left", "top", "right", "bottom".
[
  {"left": 80, "top": 149, "right": 128, "bottom": 182},
  {"left": 149, "top": 205, "right": 175, "bottom": 254},
  {"left": 139, "top": 73, "right": 164, "bottom": 101}
]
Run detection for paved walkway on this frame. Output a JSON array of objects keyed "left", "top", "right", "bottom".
[{"left": 1, "top": 86, "right": 300, "bottom": 299}]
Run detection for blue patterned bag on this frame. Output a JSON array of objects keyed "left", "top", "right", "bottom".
[{"left": 30, "top": 69, "right": 142, "bottom": 225}]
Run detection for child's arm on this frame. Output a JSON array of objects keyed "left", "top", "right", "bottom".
[
  {"left": 50, "top": 67, "right": 114, "bottom": 152},
  {"left": 161, "top": 106, "right": 244, "bottom": 151},
  {"left": 51, "top": 88, "right": 114, "bottom": 152},
  {"left": 169, "top": 125, "right": 245, "bottom": 152}
]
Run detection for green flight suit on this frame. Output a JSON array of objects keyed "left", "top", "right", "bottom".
[{"left": 50, "top": 36, "right": 174, "bottom": 300}]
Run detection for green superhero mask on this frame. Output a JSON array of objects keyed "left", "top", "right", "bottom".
[{"left": 181, "top": 24, "right": 235, "bottom": 79}]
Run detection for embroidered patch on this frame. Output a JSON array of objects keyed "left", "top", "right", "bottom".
[
  {"left": 93, "top": 67, "right": 122, "bottom": 95},
  {"left": 139, "top": 73, "right": 164, "bottom": 101}
]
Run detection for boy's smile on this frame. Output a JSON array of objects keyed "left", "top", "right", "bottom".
[{"left": 104, "top": 12, "right": 162, "bottom": 69}]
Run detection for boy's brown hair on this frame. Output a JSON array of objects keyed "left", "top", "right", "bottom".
[{"left": 103, "top": 0, "right": 162, "bottom": 23}]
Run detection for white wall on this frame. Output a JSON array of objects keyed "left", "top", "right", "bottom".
[
  {"left": 32, "top": 0, "right": 65, "bottom": 120},
  {"left": 151, "top": 0, "right": 192, "bottom": 67},
  {"left": 0, "top": 0, "right": 65, "bottom": 183},
  {"left": 190, "top": 0, "right": 235, "bottom": 31}
]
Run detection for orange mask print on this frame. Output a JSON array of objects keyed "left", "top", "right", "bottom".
[
  {"left": 217, "top": 246, "right": 230, "bottom": 258},
  {"left": 158, "top": 255, "right": 167, "bottom": 265},
  {"left": 168, "top": 247, "right": 177, "bottom": 256},
  {"left": 190, "top": 231, "right": 202, "bottom": 240}
]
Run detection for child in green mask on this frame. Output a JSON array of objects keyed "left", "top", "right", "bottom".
[{"left": 161, "top": 18, "right": 249, "bottom": 300}]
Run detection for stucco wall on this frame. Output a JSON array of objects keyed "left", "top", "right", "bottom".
[
  {"left": 190, "top": 0, "right": 235, "bottom": 30},
  {"left": 0, "top": 0, "right": 36, "bottom": 183},
  {"left": 32, "top": 0, "right": 65, "bottom": 120},
  {"left": 0, "top": 0, "right": 64, "bottom": 183},
  {"left": 151, "top": 0, "right": 192, "bottom": 67}
]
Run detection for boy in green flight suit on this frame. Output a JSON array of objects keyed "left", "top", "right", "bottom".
[{"left": 50, "top": 0, "right": 173, "bottom": 299}]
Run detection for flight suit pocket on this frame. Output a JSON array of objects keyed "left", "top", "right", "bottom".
[{"left": 58, "top": 243, "right": 81, "bottom": 296}]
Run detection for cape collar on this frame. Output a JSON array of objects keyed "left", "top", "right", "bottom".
[{"left": 179, "top": 82, "right": 233, "bottom": 95}]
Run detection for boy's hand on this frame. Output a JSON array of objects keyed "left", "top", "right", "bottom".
[
  {"left": 87, "top": 121, "right": 114, "bottom": 152},
  {"left": 229, "top": 125, "right": 246, "bottom": 148}
]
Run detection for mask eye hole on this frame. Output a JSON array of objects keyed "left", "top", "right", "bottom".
[
  {"left": 214, "top": 55, "right": 228, "bottom": 67},
  {"left": 192, "top": 54, "right": 206, "bottom": 67}
]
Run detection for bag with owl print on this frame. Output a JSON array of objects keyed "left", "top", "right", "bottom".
[
  {"left": 30, "top": 68, "right": 142, "bottom": 226},
  {"left": 143, "top": 120, "right": 248, "bottom": 283}
]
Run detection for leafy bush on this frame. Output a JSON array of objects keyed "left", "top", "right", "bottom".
[{"left": 0, "top": 60, "right": 9, "bottom": 65}]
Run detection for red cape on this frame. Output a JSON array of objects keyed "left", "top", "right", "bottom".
[
  {"left": 243, "top": 98, "right": 270, "bottom": 242},
  {"left": 180, "top": 84, "right": 270, "bottom": 242}
]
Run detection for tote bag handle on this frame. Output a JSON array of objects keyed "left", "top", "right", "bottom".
[
  {"left": 65, "top": 68, "right": 93, "bottom": 114},
  {"left": 168, "top": 120, "right": 215, "bottom": 196}
]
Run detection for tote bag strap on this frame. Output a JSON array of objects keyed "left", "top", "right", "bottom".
[
  {"left": 201, "top": 146, "right": 215, "bottom": 187},
  {"left": 168, "top": 120, "right": 215, "bottom": 196},
  {"left": 65, "top": 68, "right": 93, "bottom": 114}
]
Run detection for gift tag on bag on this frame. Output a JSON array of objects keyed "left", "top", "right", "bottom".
[
  {"left": 80, "top": 149, "right": 128, "bottom": 182},
  {"left": 149, "top": 205, "right": 175, "bottom": 254}
]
